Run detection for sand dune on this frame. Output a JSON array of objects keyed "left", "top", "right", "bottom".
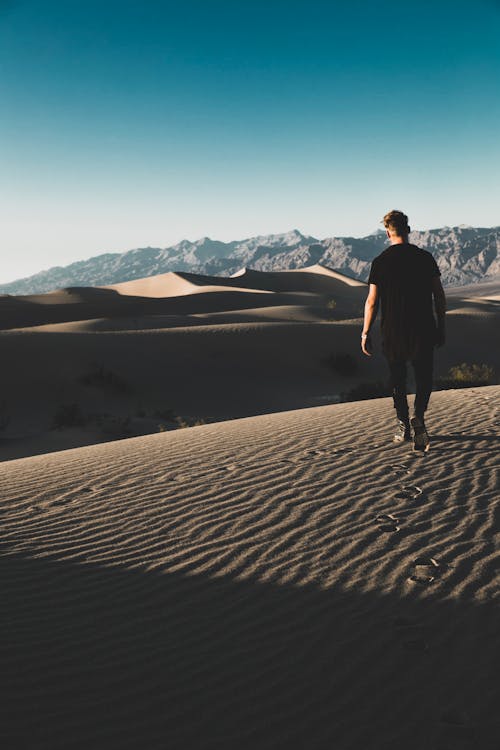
[
  {"left": 0, "top": 287, "right": 327, "bottom": 331},
  {"left": 25, "top": 304, "right": 339, "bottom": 332},
  {"left": 0, "top": 267, "right": 498, "bottom": 463},
  {"left": 1, "top": 318, "right": 499, "bottom": 462},
  {"left": 1, "top": 385, "right": 498, "bottom": 749},
  {"left": 0, "top": 264, "right": 367, "bottom": 331},
  {"left": 3, "top": 265, "right": 496, "bottom": 333},
  {"left": 1, "top": 268, "right": 498, "bottom": 744},
  {"left": 2, "top": 303, "right": 499, "bottom": 463},
  {"left": 446, "top": 276, "right": 500, "bottom": 301},
  {"left": 104, "top": 263, "right": 367, "bottom": 299},
  {"left": 104, "top": 271, "right": 272, "bottom": 298},
  {"left": 0, "top": 318, "right": 366, "bottom": 460},
  {"left": 230, "top": 263, "right": 367, "bottom": 289}
]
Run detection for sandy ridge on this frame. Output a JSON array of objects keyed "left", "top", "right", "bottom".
[{"left": 1, "top": 386, "right": 499, "bottom": 749}]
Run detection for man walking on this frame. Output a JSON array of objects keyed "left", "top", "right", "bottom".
[{"left": 361, "top": 210, "right": 446, "bottom": 451}]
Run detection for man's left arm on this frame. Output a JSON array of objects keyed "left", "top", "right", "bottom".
[
  {"left": 432, "top": 276, "right": 446, "bottom": 346},
  {"left": 361, "top": 284, "right": 379, "bottom": 356}
]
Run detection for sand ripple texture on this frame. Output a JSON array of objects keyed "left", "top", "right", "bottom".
[{"left": 1, "top": 386, "right": 499, "bottom": 750}]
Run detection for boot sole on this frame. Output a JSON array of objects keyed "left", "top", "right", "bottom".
[{"left": 411, "top": 418, "right": 430, "bottom": 452}]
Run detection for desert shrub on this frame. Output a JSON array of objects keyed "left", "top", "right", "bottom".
[
  {"left": 435, "top": 362, "right": 495, "bottom": 390},
  {"left": 321, "top": 352, "right": 358, "bottom": 377},
  {"left": 156, "top": 415, "right": 206, "bottom": 432},
  {"left": 322, "top": 298, "right": 338, "bottom": 320},
  {"left": 448, "top": 362, "right": 494, "bottom": 383},
  {"left": 80, "top": 365, "right": 132, "bottom": 394},
  {"left": 52, "top": 403, "right": 86, "bottom": 429},
  {"left": 174, "top": 416, "right": 207, "bottom": 429},
  {"left": 341, "top": 380, "right": 390, "bottom": 402}
]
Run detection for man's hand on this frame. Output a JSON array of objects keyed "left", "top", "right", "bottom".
[{"left": 361, "top": 333, "right": 372, "bottom": 356}]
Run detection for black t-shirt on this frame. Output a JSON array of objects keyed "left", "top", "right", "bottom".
[{"left": 368, "top": 243, "right": 441, "bottom": 361}]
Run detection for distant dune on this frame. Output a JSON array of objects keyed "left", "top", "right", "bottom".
[
  {"left": 0, "top": 264, "right": 367, "bottom": 331},
  {"left": 0, "top": 266, "right": 498, "bottom": 461},
  {"left": 2, "top": 386, "right": 499, "bottom": 748},
  {"left": 103, "top": 270, "right": 272, "bottom": 298},
  {"left": 446, "top": 277, "right": 500, "bottom": 302},
  {"left": 105, "top": 263, "right": 366, "bottom": 297},
  {"left": 230, "top": 263, "right": 367, "bottom": 288}
]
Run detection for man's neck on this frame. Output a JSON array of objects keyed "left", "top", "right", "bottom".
[{"left": 389, "top": 235, "right": 409, "bottom": 245}]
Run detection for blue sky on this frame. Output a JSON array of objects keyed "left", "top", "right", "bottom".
[{"left": 1, "top": 0, "right": 499, "bottom": 282}]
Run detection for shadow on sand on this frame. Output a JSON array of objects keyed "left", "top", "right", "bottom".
[
  {"left": 431, "top": 433, "right": 499, "bottom": 444},
  {"left": 1, "top": 552, "right": 498, "bottom": 749},
  {"left": 0, "top": 288, "right": 336, "bottom": 331}
]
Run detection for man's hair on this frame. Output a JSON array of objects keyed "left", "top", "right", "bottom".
[{"left": 382, "top": 210, "right": 409, "bottom": 236}]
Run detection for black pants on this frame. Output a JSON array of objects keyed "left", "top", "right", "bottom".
[{"left": 386, "top": 346, "right": 434, "bottom": 422}]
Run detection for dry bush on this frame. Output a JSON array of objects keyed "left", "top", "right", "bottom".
[{"left": 435, "top": 362, "right": 495, "bottom": 389}]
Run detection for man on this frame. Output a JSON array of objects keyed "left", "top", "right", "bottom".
[{"left": 361, "top": 210, "right": 446, "bottom": 451}]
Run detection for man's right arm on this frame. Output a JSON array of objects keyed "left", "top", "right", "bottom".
[{"left": 432, "top": 276, "right": 446, "bottom": 346}]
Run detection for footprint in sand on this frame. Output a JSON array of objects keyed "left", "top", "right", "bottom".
[
  {"left": 167, "top": 473, "right": 189, "bottom": 482},
  {"left": 408, "top": 556, "right": 442, "bottom": 585},
  {"left": 304, "top": 448, "right": 328, "bottom": 457},
  {"left": 390, "top": 463, "right": 411, "bottom": 477},
  {"left": 50, "top": 498, "right": 69, "bottom": 507},
  {"left": 49, "top": 494, "right": 84, "bottom": 508},
  {"left": 154, "top": 473, "right": 183, "bottom": 482},
  {"left": 390, "top": 463, "right": 410, "bottom": 471},
  {"left": 394, "top": 484, "right": 423, "bottom": 501},
  {"left": 392, "top": 616, "right": 429, "bottom": 652},
  {"left": 375, "top": 513, "right": 400, "bottom": 532},
  {"left": 306, "top": 447, "right": 354, "bottom": 458}
]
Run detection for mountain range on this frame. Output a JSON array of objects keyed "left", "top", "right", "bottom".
[{"left": 1, "top": 225, "right": 499, "bottom": 295}]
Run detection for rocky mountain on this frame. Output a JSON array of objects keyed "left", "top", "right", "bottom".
[{"left": 1, "top": 225, "right": 499, "bottom": 295}]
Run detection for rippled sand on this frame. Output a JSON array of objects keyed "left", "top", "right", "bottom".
[{"left": 2, "top": 385, "right": 499, "bottom": 749}]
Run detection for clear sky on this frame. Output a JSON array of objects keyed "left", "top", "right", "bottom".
[{"left": 1, "top": 0, "right": 499, "bottom": 282}]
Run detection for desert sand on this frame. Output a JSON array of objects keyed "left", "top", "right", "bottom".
[
  {"left": 1, "top": 385, "right": 499, "bottom": 749},
  {"left": 0, "top": 265, "right": 498, "bottom": 461},
  {"left": 0, "top": 265, "right": 498, "bottom": 748}
]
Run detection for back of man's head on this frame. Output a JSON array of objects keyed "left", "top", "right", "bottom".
[{"left": 382, "top": 210, "right": 410, "bottom": 237}]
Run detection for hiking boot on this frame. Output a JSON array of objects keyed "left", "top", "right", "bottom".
[
  {"left": 393, "top": 419, "right": 411, "bottom": 443},
  {"left": 410, "top": 416, "right": 430, "bottom": 452}
]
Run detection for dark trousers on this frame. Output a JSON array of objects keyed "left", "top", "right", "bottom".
[{"left": 386, "top": 346, "right": 434, "bottom": 422}]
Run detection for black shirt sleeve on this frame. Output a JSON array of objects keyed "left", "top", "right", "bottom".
[
  {"left": 368, "top": 258, "right": 380, "bottom": 286},
  {"left": 428, "top": 253, "right": 441, "bottom": 277}
]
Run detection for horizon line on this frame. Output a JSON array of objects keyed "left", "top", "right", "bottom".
[{"left": 1, "top": 222, "right": 499, "bottom": 287}]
